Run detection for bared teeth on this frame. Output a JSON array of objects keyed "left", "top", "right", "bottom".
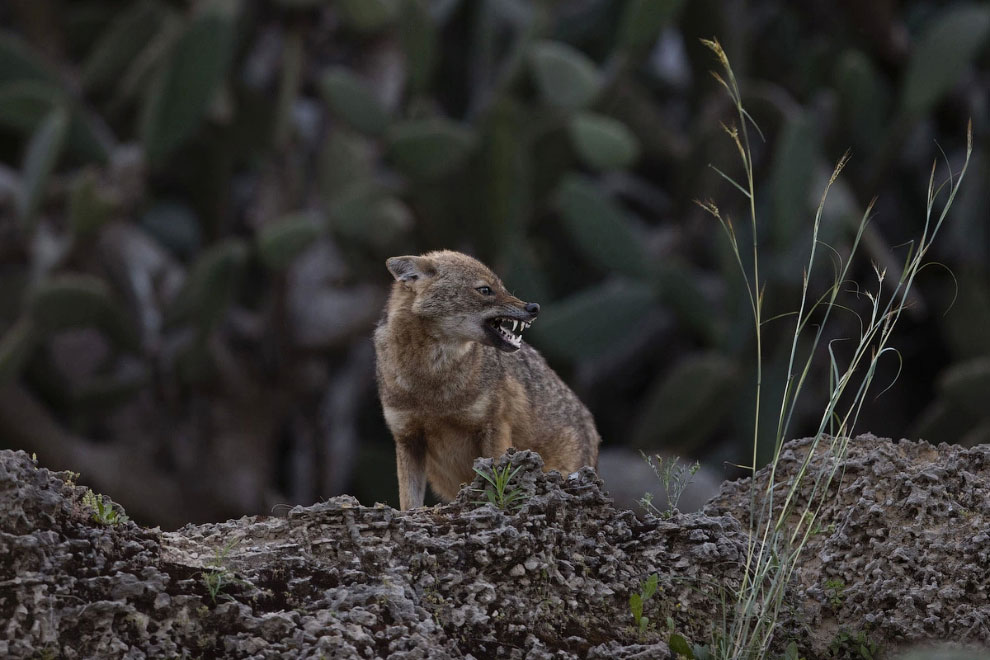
[{"left": 491, "top": 317, "right": 527, "bottom": 345}]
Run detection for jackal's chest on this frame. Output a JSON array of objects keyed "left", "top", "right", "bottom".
[
  {"left": 381, "top": 390, "right": 493, "bottom": 438},
  {"left": 379, "top": 347, "right": 489, "bottom": 408}
]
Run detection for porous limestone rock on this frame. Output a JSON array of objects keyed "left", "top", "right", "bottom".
[
  {"left": 1, "top": 448, "right": 749, "bottom": 659},
  {"left": 3, "top": 434, "right": 989, "bottom": 659},
  {"left": 706, "top": 434, "right": 990, "bottom": 656}
]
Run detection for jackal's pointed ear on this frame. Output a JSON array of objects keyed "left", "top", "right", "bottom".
[{"left": 386, "top": 256, "right": 435, "bottom": 284}]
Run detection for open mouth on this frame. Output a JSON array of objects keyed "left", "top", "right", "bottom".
[{"left": 484, "top": 317, "right": 532, "bottom": 352}]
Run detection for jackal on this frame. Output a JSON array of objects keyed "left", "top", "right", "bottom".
[{"left": 374, "top": 250, "right": 601, "bottom": 510}]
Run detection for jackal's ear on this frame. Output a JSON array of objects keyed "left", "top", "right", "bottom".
[{"left": 386, "top": 256, "right": 435, "bottom": 284}]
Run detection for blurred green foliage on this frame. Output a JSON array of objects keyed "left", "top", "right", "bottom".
[{"left": 0, "top": 0, "right": 985, "bottom": 524}]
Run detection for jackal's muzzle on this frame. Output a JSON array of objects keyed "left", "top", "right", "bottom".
[{"left": 483, "top": 303, "right": 539, "bottom": 352}]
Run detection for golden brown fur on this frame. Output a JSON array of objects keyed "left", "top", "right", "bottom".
[{"left": 374, "top": 250, "right": 600, "bottom": 509}]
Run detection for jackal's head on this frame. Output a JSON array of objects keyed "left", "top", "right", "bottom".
[{"left": 385, "top": 250, "right": 539, "bottom": 353}]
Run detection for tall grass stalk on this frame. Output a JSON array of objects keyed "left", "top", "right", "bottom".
[{"left": 697, "top": 38, "right": 972, "bottom": 658}]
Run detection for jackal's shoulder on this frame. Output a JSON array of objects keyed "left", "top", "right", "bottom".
[{"left": 505, "top": 344, "right": 596, "bottom": 420}]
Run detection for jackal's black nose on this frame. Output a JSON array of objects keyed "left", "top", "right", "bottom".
[{"left": 525, "top": 302, "right": 540, "bottom": 316}]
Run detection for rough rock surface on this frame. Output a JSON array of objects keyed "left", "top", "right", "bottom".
[
  {"left": 1, "top": 448, "right": 749, "bottom": 659},
  {"left": 2, "top": 434, "right": 988, "bottom": 659},
  {"left": 706, "top": 433, "right": 990, "bottom": 656}
]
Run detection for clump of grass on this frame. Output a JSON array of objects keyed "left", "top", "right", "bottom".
[
  {"left": 473, "top": 463, "right": 528, "bottom": 510},
  {"left": 201, "top": 539, "right": 242, "bottom": 604},
  {"left": 639, "top": 453, "right": 700, "bottom": 519},
  {"left": 201, "top": 566, "right": 232, "bottom": 604},
  {"left": 697, "top": 37, "right": 972, "bottom": 658},
  {"left": 82, "top": 489, "right": 129, "bottom": 526}
]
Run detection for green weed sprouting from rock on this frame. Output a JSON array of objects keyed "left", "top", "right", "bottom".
[
  {"left": 698, "top": 37, "right": 972, "bottom": 659},
  {"left": 28, "top": 646, "right": 58, "bottom": 660},
  {"left": 639, "top": 454, "right": 700, "bottom": 518},
  {"left": 666, "top": 629, "right": 716, "bottom": 660},
  {"left": 824, "top": 578, "right": 846, "bottom": 609},
  {"left": 827, "top": 630, "right": 879, "bottom": 660},
  {"left": 82, "top": 489, "right": 128, "bottom": 526},
  {"left": 781, "top": 641, "right": 807, "bottom": 660},
  {"left": 201, "top": 567, "right": 231, "bottom": 604},
  {"left": 473, "top": 463, "right": 528, "bottom": 510},
  {"left": 628, "top": 572, "right": 658, "bottom": 637},
  {"left": 200, "top": 539, "right": 242, "bottom": 604}
]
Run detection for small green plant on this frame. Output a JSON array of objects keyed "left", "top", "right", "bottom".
[
  {"left": 827, "top": 630, "right": 879, "bottom": 660},
  {"left": 29, "top": 646, "right": 58, "bottom": 660},
  {"left": 811, "top": 519, "right": 836, "bottom": 536},
  {"left": 201, "top": 567, "right": 231, "bottom": 604},
  {"left": 782, "top": 641, "right": 807, "bottom": 660},
  {"left": 639, "top": 454, "right": 701, "bottom": 518},
  {"left": 200, "top": 539, "right": 242, "bottom": 604},
  {"left": 668, "top": 632, "right": 715, "bottom": 660},
  {"left": 824, "top": 578, "right": 846, "bottom": 609},
  {"left": 473, "top": 463, "right": 528, "bottom": 510},
  {"left": 82, "top": 489, "right": 129, "bottom": 526},
  {"left": 629, "top": 572, "right": 658, "bottom": 636}
]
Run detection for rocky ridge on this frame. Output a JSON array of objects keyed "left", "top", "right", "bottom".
[{"left": 1, "top": 434, "right": 988, "bottom": 658}]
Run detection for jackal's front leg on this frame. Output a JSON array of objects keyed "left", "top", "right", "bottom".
[{"left": 395, "top": 435, "right": 427, "bottom": 510}]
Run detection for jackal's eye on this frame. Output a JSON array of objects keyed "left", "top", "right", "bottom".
[{"left": 476, "top": 286, "right": 494, "bottom": 296}]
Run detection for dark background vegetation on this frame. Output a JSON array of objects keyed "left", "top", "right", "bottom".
[{"left": 0, "top": 0, "right": 986, "bottom": 528}]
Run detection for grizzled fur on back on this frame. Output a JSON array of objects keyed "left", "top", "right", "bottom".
[{"left": 374, "top": 250, "right": 601, "bottom": 509}]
